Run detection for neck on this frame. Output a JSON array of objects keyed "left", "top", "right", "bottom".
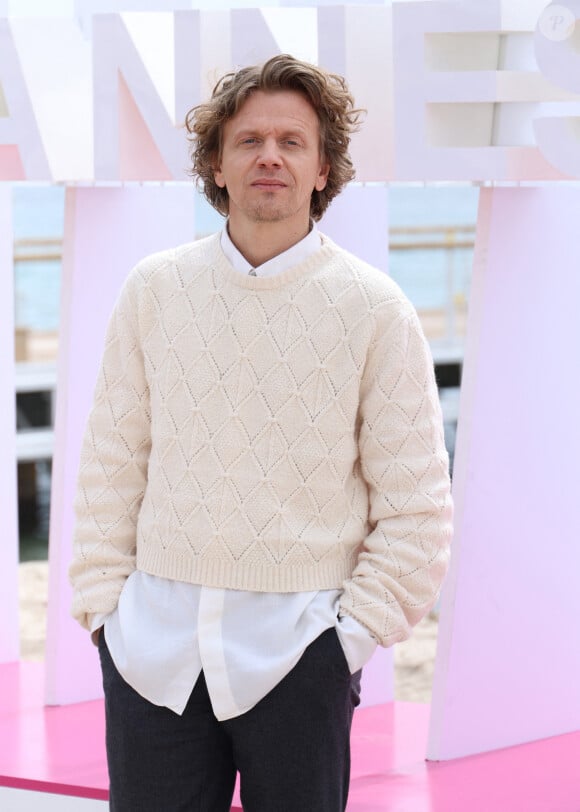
[{"left": 226, "top": 218, "right": 311, "bottom": 267}]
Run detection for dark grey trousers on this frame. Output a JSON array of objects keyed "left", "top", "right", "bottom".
[{"left": 98, "top": 627, "right": 362, "bottom": 812}]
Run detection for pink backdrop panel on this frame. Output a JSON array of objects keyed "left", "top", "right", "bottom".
[
  {"left": 0, "top": 185, "right": 19, "bottom": 663},
  {"left": 428, "top": 187, "right": 580, "bottom": 760},
  {"left": 320, "top": 184, "right": 389, "bottom": 275},
  {"left": 45, "top": 185, "right": 195, "bottom": 705}
]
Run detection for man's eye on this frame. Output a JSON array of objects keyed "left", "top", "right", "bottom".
[{"left": 242, "top": 138, "right": 257, "bottom": 145}]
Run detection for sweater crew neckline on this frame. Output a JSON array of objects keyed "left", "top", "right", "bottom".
[{"left": 208, "top": 232, "right": 338, "bottom": 290}]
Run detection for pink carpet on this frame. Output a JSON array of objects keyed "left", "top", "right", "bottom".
[{"left": 1, "top": 662, "right": 578, "bottom": 810}]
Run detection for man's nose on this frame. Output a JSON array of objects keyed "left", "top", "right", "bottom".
[{"left": 257, "top": 138, "right": 282, "bottom": 166}]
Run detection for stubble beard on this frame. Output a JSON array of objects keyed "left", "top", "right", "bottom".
[{"left": 247, "top": 194, "right": 291, "bottom": 223}]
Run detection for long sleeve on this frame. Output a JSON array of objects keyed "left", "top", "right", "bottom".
[
  {"left": 339, "top": 305, "right": 453, "bottom": 647},
  {"left": 69, "top": 268, "right": 152, "bottom": 631}
]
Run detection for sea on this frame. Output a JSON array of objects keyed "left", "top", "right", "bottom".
[{"left": 12, "top": 184, "right": 479, "bottom": 332}]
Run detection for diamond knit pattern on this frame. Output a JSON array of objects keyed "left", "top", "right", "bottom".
[{"left": 70, "top": 233, "right": 452, "bottom": 646}]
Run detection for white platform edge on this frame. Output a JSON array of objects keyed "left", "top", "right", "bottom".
[{"left": 0, "top": 786, "right": 107, "bottom": 811}]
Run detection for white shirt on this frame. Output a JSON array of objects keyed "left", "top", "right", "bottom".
[{"left": 93, "top": 223, "right": 377, "bottom": 719}]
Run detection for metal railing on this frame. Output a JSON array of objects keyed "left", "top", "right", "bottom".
[
  {"left": 389, "top": 224, "right": 475, "bottom": 349},
  {"left": 14, "top": 237, "right": 62, "bottom": 263}
]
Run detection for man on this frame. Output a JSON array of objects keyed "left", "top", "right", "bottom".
[{"left": 69, "top": 54, "right": 452, "bottom": 811}]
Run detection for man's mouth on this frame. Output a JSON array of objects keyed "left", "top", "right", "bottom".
[{"left": 251, "top": 179, "right": 287, "bottom": 190}]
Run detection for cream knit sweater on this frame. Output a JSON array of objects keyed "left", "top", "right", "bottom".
[{"left": 70, "top": 232, "right": 452, "bottom": 646}]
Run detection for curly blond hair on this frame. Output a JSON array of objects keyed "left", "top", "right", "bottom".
[{"left": 185, "top": 54, "right": 363, "bottom": 221}]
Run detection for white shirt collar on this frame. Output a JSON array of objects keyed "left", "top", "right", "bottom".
[{"left": 220, "top": 221, "right": 321, "bottom": 277}]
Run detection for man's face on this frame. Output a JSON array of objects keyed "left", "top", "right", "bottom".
[{"left": 213, "top": 89, "right": 330, "bottom": 232}]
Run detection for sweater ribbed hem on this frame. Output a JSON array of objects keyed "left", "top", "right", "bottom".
[{"left": 136, "top": 547, "right": 361, "bottom": 593}]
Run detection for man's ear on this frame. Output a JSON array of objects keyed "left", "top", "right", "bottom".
[
  {"left": 315, "top": 161, "right": 330, "bottom": 192},
  {"left": 214, "top": 164, "right": 226, "bottom": 189}
]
